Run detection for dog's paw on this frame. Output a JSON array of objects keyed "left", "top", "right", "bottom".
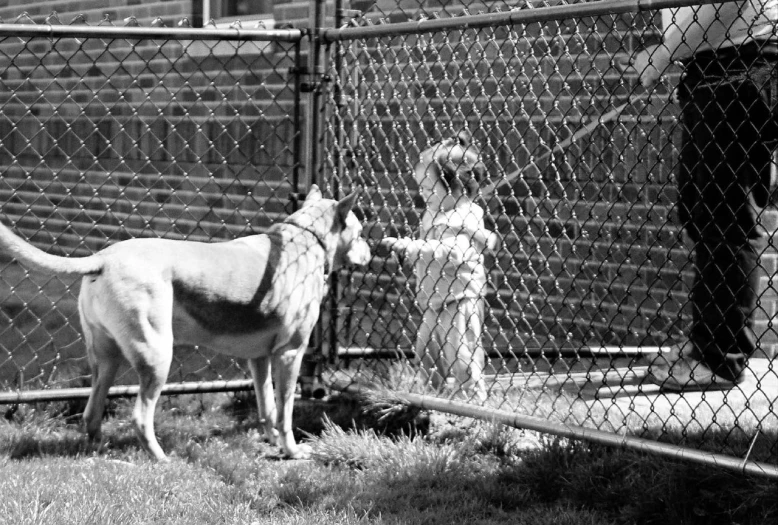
[
  {"left": 284, "top": 443, "right": 312, "bottom": 460},
  {"left": 84, "top": 432, "right": 107, "bottom": 455},
  {"left": 263, "top": 429, "right": 280, "bottom": 447}
]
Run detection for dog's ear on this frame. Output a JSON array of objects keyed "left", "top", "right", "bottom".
[
  {"left": 336, "top": 188, "right": 361, "bottom": 225},
  {"left": 456, "top": 129, "right": 472, "bottom": 147},
  {"left": 304, "top": 185, "right": 323, "bottom": 205}
]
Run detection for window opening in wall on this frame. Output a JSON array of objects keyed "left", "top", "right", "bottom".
[{"left": 204, "top": 0, "right": 275, "bottom": 27}]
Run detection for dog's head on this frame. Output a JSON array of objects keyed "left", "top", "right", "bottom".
[{"left": 297, "top": 185, "right": 371, "bottom": 270}]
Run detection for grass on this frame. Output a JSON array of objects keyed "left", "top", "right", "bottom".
[{"left": 0, "top": 393, "right": 776, "bottom": 525}]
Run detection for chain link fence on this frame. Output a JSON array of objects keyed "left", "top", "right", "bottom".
[
  {"left": 320, "top": 0, "right": 778, "bottom": 475},
  {"left": 0, "top": 1, "right": 776, "bottom": 477},
  {"left": 0, "top": 13, "right": 304, "bottom": 394}
]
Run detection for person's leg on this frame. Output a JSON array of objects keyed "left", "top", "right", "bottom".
[
  {"left": 689, "top": 241, "right": 761, "bottom": 382},
  {"left": 432, "top": 304, "right": 455, "bottom": 390},
  {"left": 659, "top": 61, "right": 772, "bottom": 387},
  {"left": 459, "top": 298, "right": 488, "bottom": 401},
  {"left": 441, "top": 298, "right": 487, "bottom": 400},
  {"left": 414, "top": 306, "right": 439, "bottom": 390}
]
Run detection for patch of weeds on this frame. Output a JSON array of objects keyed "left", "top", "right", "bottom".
[
  {"left": 0, "top": 407, "right": 93, "bottom": 459},
  {"left": 461, "top": 420, "right": 542, "bottom": 459},
  {"left": 309, "top": 414, "right": 462, "bottom": 477},
  {"left": 355, "top": 385, "right": 430, "bottom": 437},
  {"left": 309, "top": 415, "right": 395, "bottom": 470}
]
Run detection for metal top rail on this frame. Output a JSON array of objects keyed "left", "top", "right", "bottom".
[
  {"left": 0, "top": 21, "right": 303, "bottom": 42},
  {"left": 322, "top": 0, "right": 732, "bottom": 41}
]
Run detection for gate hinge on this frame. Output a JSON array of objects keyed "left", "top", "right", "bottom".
[{"left": 338, "top": 9, "right": 363, "bottom": 19}]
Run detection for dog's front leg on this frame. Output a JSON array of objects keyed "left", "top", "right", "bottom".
[
  {"left": 247, "top": 356, "right": 279, "bottom": 446},
  {"left": 273, "top": 347, "right": 311, "bottom": 459}
]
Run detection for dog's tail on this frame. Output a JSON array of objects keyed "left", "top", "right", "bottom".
[{"left": 0, "top": 220, "right": 103, "bottom": 276}]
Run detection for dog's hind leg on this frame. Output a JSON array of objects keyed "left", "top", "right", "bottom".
[
  {"left": 247, "top": 355, "right": 279, "bottom": 446},
  {"left": 82, "top": 327, "right": 122, "bottom": 445},
  {"left": 273, "top": 347, "right": 311, "bottom": 459},
  {"left": 125, "top": 334, "right": 174, "bottom": 462}
]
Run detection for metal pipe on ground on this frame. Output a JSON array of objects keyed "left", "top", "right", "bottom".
[
  {"left": 331, "top": 381, "right": 778, "bottom": 480},
  {"left": 0, "top": 379, "right": 255, "bottom": 405},
  {"left": 336, "top": 345, "right": 665, "bottom": 359}
]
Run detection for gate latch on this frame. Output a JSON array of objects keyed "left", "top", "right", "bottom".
[{"left": 290, "top": 66, "right": 331, "bottom": 93}]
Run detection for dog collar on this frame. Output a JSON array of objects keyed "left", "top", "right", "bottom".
[{"left": 286, "top": 223, "right": 331, "bottom": 277}]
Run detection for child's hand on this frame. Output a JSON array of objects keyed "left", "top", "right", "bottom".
[
  {"left": 620, "top": 45, "right": 670, "bottom": 88},
  {"left": 485, "top": 232, "right": 500, "bottom": 253},
  {"left": 470, "top": 229, "right": 500, "bottom": 253},
  {"left": 376, "top": 237, "right": 410, "bottom": 257}
]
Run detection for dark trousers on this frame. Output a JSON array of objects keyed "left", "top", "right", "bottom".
[{"left": 678, "top": 42, "right": 778, "bottom": 381}]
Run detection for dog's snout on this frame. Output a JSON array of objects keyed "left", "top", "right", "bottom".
[{"left": 348, "top": 238, "right": 372, "bottom": 267}]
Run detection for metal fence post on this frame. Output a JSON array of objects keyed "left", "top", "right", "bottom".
[{"left": 297, "top": 0, "right": 331, "bottom": 399}]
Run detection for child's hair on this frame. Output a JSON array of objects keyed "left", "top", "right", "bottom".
[{"left": 419, "top": 130, "right": 487, "bottom": 199}]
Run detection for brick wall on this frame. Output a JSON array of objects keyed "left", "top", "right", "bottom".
[
  {"left": 0, "top": 0, "right": 192, "bottom": 26},
  {"left": 0, "top": 0, "right": 301, "bottom": 253}
]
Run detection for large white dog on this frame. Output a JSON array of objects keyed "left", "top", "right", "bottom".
[{"left": 0, "top": 185, "right": 371, "bottom": 460}]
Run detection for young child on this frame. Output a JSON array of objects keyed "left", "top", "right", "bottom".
[{"left": 381, "top": 131, "right": 498, "bottom": 401}]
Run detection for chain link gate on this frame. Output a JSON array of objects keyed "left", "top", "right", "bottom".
[
  {"left": 0, "top": 14, "right": 305, "bottom": 400},
  {"left": 319, "top": 0, "right": 778, "bottom": 477}
]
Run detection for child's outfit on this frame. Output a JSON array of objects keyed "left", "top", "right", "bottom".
[{"left": 392, "top": 199, "right": 491, "bottom": 401}]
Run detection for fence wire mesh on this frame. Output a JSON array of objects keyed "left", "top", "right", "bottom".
[
  {"left": 321, "top": 1, "right": 778, "bottom": 468},
  {"left": 0, "top": 13, "right": 303, "bottom": 393},
  {"left": 0, "top": 1, "right": 776, "bottom": 475}
]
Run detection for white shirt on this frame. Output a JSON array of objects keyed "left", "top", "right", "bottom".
[
  {"left": 402, "top": 201, "right": 490, "bottom": 310},
  {"left": 662, "top": 1, "right": 778, "bottom": 59}
]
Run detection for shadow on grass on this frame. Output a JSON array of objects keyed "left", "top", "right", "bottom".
[
  {"left": 0, "top": 390, "right": 428, "bottom": 462},
  {"left": 0, "top": 396, "right": 254, "bottom": 460},
  {"left": 490, "top": 439, "right": 778, "bottom": 525},
  {"left": 637, "top": 422, "right": 778, "bottom": 466}
]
